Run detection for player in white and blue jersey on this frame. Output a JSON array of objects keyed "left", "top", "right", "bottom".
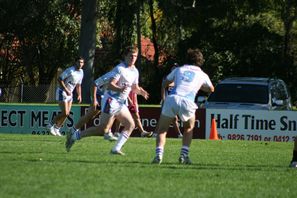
[
  {"left": 68, "top": 71, "right": 118, "bottom": 141},
  {"left": 65, "top": 46, "right": 149, "bottom": 154},
  {"left": 152, "top": 48, "right": 214, "bottom": 164},
  {"left": 47, "top": 57, "right": 84, "bottom": 136}
]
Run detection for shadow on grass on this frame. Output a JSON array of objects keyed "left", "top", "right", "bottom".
[
  {"left": 10, "top": 156, "right": 288, "bottom": 172},
  {"left": 0, "top": 149, "right": 290, "bottom": 171}
]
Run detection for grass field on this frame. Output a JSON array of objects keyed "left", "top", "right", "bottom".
[{"left": 0, "top": 134, "right": 296, "bottom": 198}]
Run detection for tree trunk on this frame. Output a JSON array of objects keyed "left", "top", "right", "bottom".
[
  {"left": 79, "top": 0, "right": 97, "bottom": 103},
  {"left": 148, "top": 0, "right": 159, "bottom": 67},
  {"left": 281, "top": 1, "right": 297, "bottom": 81},
  {"left": 113, "top": 0, "right": 136, "bottom": 57},
  {"left": 136, "top": 0, "right": 142, "bottom": 68}
]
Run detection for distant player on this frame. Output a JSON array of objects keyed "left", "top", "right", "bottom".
[
  {"left": 47, "top": 57, "right": 84, "bottom": 136},
  {"left": 152, "top": 48, "right": 214, "bottom": 164}
]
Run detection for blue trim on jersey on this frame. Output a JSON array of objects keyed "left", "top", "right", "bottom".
[
  {"left": 122, "top": 61, "right": 128, "bottom": 68},
  {"left": 103, "top": 97, "right": 112, "bottom": 114},
  {"left": 58, "top": 88, "right": 63, "bottom": 101},
  {"left": 96, "top": 89, "right": 104, "bottom": 96},
  {"left": 107, "top": 91, "right": 120, "bottom": 98},
  {"left": 167, "top": 87, "right": 174, "bottom": 95}
]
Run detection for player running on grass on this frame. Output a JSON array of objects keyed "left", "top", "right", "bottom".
[
  {"left": 152, "top": 48, "right": 214, "bottom": 164},
  {"left": 65, "top": 46, "right": 149, "bottom": 155},
  {"left": 47, "top": 57, "right": 84, "bottom": 136},
  {"left": 68, "top": 71, "right": 118, "bottom": 141},
  {"left": 152, "top": 64, "right": 184, "bottom": 139}
]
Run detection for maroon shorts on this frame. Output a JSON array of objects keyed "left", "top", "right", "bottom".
[{"left": 128, "top": 104, "right": 137, "bottom": 114}]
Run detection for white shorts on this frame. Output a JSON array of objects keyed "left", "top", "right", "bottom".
[
  {"left": 161, "top": 95, "right": 198, "bottom": 122},
  {"left": 56, "top": 88, "right": 73, "bottom": 102},
  {"left": 101, "top": 96, "right": 128, "bottom": 115}
]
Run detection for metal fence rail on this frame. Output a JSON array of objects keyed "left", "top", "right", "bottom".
[{"left": 0, "top": 84, "right": 56, "bottom": 103}]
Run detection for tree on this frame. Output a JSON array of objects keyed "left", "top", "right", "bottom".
[
  {"left": 279, "top": 0, "right": 297, "bottom": 101},
  {"left": 112, "top": 0, "right": 137, "bottom": 56},
  {"left": 1, "top": 0, "right": 297, "bottom": 103},
  {"left": 0, "top": 0, "right": 81, "bottom": 102},
  {"left": 148, "top": 0, "right": 159, "bottom": 66},
  {"left": 79, "top": 0, "right": 97, "bottom": 103}
]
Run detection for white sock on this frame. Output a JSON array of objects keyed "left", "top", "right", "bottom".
[
  {"left": 156, "top": 146, "right": 164, "bottom": 159},
  {"left": 54, "top": 125, "right": 61, "bottom": 134},
  {"left": 113, "top": 131, "right": 129, "bottom": 151}
]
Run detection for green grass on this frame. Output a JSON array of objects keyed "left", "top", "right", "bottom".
[{"left": 0, "top": 134, "right": 296, "bottom": 198}]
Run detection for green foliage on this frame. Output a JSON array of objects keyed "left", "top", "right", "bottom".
[
  {"left": 171, "top": 0, "right": 296, "bottom": 92},
  {"left": 0, "top": 0, "right": 81, "bottom": 86},
  {"left": 0, "top": 134, "right": 296, "bottom": 197},
  {"left": 1, "top": 0, "right": 297, "bottom": 103}
]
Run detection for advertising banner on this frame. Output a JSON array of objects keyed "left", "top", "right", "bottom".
[
  {"left": 1, "top": 104, "right": 297, "bottom": 141},
  {"left": 135, "top": 107, "right": 205, "bottom": 138},
  {"left": 0, "top": 104, "right": 81, "bottom": 135},
  {"left": 206, "top": 109, "right": 297, "bottom": 142},
  {"left": 70, "top": 106, "right": 206, "bottom": 138}
]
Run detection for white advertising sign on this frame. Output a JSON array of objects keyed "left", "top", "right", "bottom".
[{"left": 206, "top": 109, "right": 297, "bottom": 142}]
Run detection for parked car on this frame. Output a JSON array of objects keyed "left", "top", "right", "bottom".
[{"left": 200, "top": 77, "right": 292, "bottom": 110}]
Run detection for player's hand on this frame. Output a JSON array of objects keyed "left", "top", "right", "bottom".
[
  {"left": 92, "top": 101, "right": 98, "bottom": 110},
  {"left": 77, "top": 95, "right": 82, "bottom": 103},
  {"left": 141, "top": 89, "right": 149, "bottom": 100},
  {"left": 120, "top": 85, "right": 128, "bottom": 93},
  {"left": 160, "top": 99, "right": 164, "bottom": 106},
  {"left": 65, "top": 89, "right": 71, "bottom": 96},
  {"left": 129, "top": 104, "right": 136, "bottom": 112}
]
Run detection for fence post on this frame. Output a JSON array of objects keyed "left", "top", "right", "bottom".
[{"left": 20, "top": 83, "right": 24, "bottom": 103}]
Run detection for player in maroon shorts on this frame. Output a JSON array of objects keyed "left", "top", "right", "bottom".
[
  {"left": 129, "top": 91, "right": 153, "bottom": 137},
  {"left": 114, "top": 91, "right": 153, "bottom": 137}
]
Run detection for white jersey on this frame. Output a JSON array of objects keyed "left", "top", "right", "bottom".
[
  {"left": 105, "top": 62, "right": 139, "bottom": 103},
  {"left": 166, "top": 65, "right": 213, "bottom": 102},
  {"left": 94, "top": 71, "right": 115, "bottom": 93},
  {"left": 59, "top": 66, "right": 84, "bottom": 93}
]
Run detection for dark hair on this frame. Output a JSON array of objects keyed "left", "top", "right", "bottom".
[
  {"left": 75, "top": 56, "right": 84, "bottom": 62},
  {"left": 185, "top": 48, "right": 204, "bottom": 66},
  {"left": 122, "top": 45, "right": 139, "bottom": 57}
]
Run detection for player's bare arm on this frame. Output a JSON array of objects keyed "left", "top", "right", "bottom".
[
  {"left": 76, "top": 84, "right": 82, "bottom": 103},
  {"left": 161, "top": 79, "right": 173, "bottom": 100},
  {"left": 200, "top": 84, "right": 214, "bottom": 93},
  {"left": 132, "top": 85, "right": 149, "bottom": 100},
  {"left": 91, "top": 84, "right": 98, "bottom": 108},
  {"left": 58, "top": 78, "right": 71, "bottom": 96},
  {"left": 108, "top": 78, "right": 127, "bottom": 93}
]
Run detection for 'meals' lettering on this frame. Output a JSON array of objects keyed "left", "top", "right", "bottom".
[{"left": 31, "top": 111, "right": 49, "bottom": 127}]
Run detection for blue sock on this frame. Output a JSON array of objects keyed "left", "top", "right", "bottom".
[
  {"left": 180, "top": 146, "right": 189, "bottom": 157},
  {"left": 156, "top": 146, "right": 164, "bottom": 158}
]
